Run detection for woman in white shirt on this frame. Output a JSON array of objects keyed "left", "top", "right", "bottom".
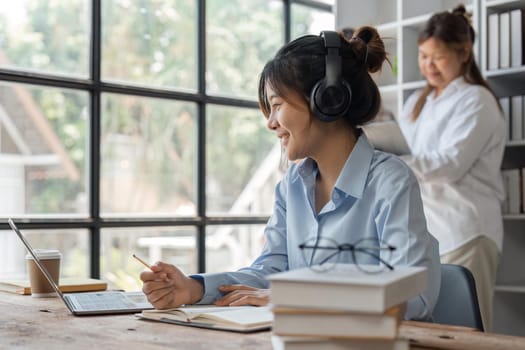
[{"left": 398, "top": 5, "right": 505, "bottom": 331}]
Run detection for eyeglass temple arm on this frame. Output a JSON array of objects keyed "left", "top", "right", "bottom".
[
  {"left": 317, "top": 250, "right": 343, "bottom": 266},
  {"left": 355, "top": 247, "right": 395, "bottom": 270}
]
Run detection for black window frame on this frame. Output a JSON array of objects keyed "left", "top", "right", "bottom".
[{"left": 0, "top": 0, "right": 332, "bottom": 278}]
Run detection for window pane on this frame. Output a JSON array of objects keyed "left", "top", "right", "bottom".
[
  {"left": 1, "top": 228, "right": 89, "bottom": 279},
  {"left": 206, "top": 224, "right": 265, "bottom": 272},
  {"left": 206, "top": 0, "right": 284, "bottom": 99},
  {"left": 206, "top": 105, "right": 279, "bottom": 215},
  {"left": 291, "top": 4, "right": 335, "bottom": 39},
  {"left": 0, "top": 82, "right": 88, "bottom": 216},
  {"left": 101, "top": 0, "right": 197, "bottom": 90},
  {"left": 0, "top": 0, "right": 90, "bottom": 77},
  {"left": 101, "top": 93, "right": 196, "bottom": 216},
  {"left": 101, "top": 226, "right": 197, "bottom": 290}
]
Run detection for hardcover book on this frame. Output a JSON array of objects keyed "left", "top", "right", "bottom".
[
  {"left": 271, "top": 335, "right": 409, "bottom": 350},
  {"left": 272, "top": 305, "right": 403, "bottom": 338},
  {"left": 0, "top": 277, "right": 108, "bottom": 295},
  {"left": 268, "top": 264, "right": 427, "bottom": 313},
  {"left": 511, "top": 95, "right": 523, "bottom": 141},
  {"left": 500, "top": 12, "right": 511, "bottom": 68},
  {"left": 488, "top": 13, "right": 499, "bottom": 70},
  {"left": 510, "top": 9, "right": 524, "bottom": 67}
]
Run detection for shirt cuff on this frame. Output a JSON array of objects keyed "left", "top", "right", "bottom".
[
  {"left": 189, "top": 273, "right": 227, "bottom": 304},
  {"left": 189, "top": 275, "right": 206, "bottom": 303},
  {"left": 189, "top": 274, "right": 204, "bottom": 286}
]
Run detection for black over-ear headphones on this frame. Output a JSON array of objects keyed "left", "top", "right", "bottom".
[{"left": 310, "top": 31, "right": 352, "bottom": 122}]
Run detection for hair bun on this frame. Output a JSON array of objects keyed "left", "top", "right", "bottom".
[
  {"left": 356, "top": 28, "right": 373, "bottom": 45},
  {"left": 452, "top": 4, "right": 472, "bottom": 25},
  {"left": 352, "top": 26, "right": 388, "bottom": 74}
]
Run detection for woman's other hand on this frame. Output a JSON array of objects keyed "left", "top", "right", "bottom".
[{"left": 215, "top": 284, "right": 271, "bottom": 306}]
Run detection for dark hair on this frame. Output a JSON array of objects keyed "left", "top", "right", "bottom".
[
  {"left": 412, "top": 4, "right": 499, "bottom": 120},
  {"left": 258, "top": 26, "right": 388, "bottom": 129}
]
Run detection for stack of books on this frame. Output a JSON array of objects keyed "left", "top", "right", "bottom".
[{"left": 268, "top": 264, "right": 428, "bottom": 350}]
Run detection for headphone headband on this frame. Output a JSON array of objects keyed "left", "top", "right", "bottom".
[
  {"left": 321, "top": 31, "right": 343, "bottom": 89},
  {"left": 310, "top": 31, "right": 352, "bottom": 122}
]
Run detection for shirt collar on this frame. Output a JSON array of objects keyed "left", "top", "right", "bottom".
[
  {"left": 295, "top": 157, "right": 317, "bottom": 182},
  {"left": 427, "top": 76, "right": 466, "bottom": 102},
  {"left": 295, "top": 132, "right": 374, "bottom": 199},
  {"left": 335, "top": 132, "right": 374, "bottom": 199}
]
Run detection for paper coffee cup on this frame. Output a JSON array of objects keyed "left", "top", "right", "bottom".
[{"left": 25, "top": 249, "right": 62, "bottom": 298}]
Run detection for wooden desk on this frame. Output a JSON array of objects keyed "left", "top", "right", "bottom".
[
  {"left": 1, "top": 291, "right": 525, "bottom": 350},
  {"left": 399, "top": 321, "right": 525, "bottom": 350},
  {"left": 0, "top": 292, "right": 270, "bottom": 350}
]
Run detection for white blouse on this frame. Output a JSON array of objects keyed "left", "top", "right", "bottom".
[{"left": 399, "top": 77, "right": 506, "bottom": 255}]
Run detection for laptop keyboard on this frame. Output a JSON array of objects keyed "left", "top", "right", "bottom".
[{"left": 70, "top": 292, "right": 136, "bottom": 310}]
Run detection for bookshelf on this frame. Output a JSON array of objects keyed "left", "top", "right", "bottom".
[
  {"left": 335, "top": 0, "right": 479, "bottom": 122},
  {"left": 482, "top": 0, "right": 525, "bottom": 337},
  {"left": 335, "top": 0, "right": 525, "bottom": 336}
]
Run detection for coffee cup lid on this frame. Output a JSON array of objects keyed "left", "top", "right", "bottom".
[{"left": 25, "top": 249, "right": 62, "bottom": 260}]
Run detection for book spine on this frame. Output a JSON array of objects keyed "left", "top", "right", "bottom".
[
  {"left": 271, "top": 335, "right": 410, "bottom": 350},
  {"left": 523, "top": 96, "right": 525, "bottom": 141},
  {"left": 500, "top": 97, "right": 511, "bottom": 141},
  {"left": 272, "top": 313, "right": 398, "bottom": 338},
  {"left": 511, "top": 96, "right": 523, "bottom": 140},
  {"left": 523, "top": 168, "right": 525, "bottom": 214},
  {"left": 500, "top": 12, "right": 511, "bottom": 69},
  {"left": 488, "top": 13, "right": 499, "bottom": 70},
  {"left": 270, "top": 283, "right": 385, "bottom": 313},
  {"left": 502, "top": 169, "right": 521, "bottom": 214},
  {"left": 510, "top": 9, "right": 524, "bottom": 67}
]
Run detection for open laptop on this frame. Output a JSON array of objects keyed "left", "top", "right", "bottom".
[
  {"left": 362, "top": 120, "right": 411, "bottom": 156},
  {"left": 8, "top": 218, "right": 154, "bottom": 316}
]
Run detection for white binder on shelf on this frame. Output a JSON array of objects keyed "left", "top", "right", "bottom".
[
  {"left": 500, "top": 12, "right": 511, "bottom": 69},
  {"left": 511, "top": 96, "right": 523, "bottom": 141},
  {"left": 510, "top": 9, "right": 524, "bottom": 67},
  {"left": 500, "top": 97, "right": 511, "bottom": 141},
  {"left": 488, "top": 13, "right": 499, "bottom": 70},
  {"left": 502, "top": 169, "right": 521, "bottom": 214}
]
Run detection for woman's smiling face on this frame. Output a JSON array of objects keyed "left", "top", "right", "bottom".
[{"left": 264, "top": 84, "right": 320, "bottom": 161}]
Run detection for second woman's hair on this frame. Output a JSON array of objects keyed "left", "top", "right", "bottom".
[
  {"left": 258, "top": 26, "right": 388, "bottom": 129},
  {"left": 411, "top": 4, "right": 499, "bottom": 120}
]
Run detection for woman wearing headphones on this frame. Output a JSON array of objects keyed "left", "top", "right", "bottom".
[
  {"left": 140, "top": 27, "right": 440, "bottom": 320},
  {"left": 398, "top": 5, "right": 505, "bottom": 330}
]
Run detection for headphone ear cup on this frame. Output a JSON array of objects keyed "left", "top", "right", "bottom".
[{"left": 310, "top": 79, "right": 352, "bottom": 122}]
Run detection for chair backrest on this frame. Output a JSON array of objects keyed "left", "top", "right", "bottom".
[{"left": 433, "top": 264, "right": 484, "bottom": 331}]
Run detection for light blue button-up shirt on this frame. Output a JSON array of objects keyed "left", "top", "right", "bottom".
[{"left": 196, "top": 133, "right": 440, "bottom": 320}]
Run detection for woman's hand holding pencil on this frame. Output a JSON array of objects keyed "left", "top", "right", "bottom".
[{"left": 136, "top": 257, "right": 204, "bottom": 309}]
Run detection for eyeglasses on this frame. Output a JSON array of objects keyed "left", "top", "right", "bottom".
[{"left": 298, "top": 236, "right": 396, "bottom": 273}]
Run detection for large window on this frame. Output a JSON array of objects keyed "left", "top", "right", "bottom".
[
  {"left": 100, "top": 93, "right": 197, "bottom": 216},
  {"left": 101, "top": 0, "right": 198, "bottom": 90},
  {"left": 0, "top": 0, "right": 333, "bottom": 289}
]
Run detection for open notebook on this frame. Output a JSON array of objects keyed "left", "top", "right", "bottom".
[
  {"left": 8, "top": 218, "right": 153, "bottom": 316},
  {"left": 137, "top": 305, "right": 273, "bottom": 333}
]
